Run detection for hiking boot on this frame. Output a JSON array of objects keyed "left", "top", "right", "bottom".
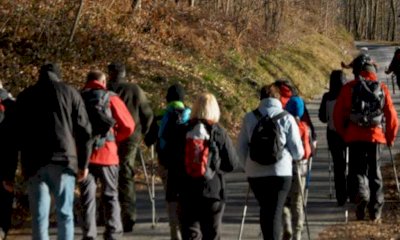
[
  {"left": 356, "top": 200, "right": 367, "bottom": 220},
  {"left": 123, "top": 219, "right": 135, "bottom": 233},
  {"left": 282, "top": 231, "right": 292, "bottom": 240}
]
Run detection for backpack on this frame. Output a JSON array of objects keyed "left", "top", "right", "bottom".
[
  {"left": 352, "top": 53, "right": 371, "bottom": 75},
  {"left": 249, "top": 110, "right": 288, "bottom": 165},
  {"left": 158, "top": 107, "right": 190, "bottom": 167},
  {"left": 81, "top": 89, "right": 116, "bottom": 148},
  {"left": 298, "top": 120, "right": 312, "bottom": 160},
  {"left": 0, "top": 99, "right": 5, "bottom": 124},
  {"left": 349, "top": 77, "right": 385, "bottom": 127},
  {"left": 184, "top": 121, "right": 219, "bottom": 180},
  {"left": 326, "top": 99, "right": 337, "bottom": 131}
]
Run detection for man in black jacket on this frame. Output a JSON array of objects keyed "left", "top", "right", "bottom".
[
  {"left": 107, "top": 62, "right": 153, "bottom": 232},
  {"left": 4, "top": 63, "right": 92, "bottom": 240}
]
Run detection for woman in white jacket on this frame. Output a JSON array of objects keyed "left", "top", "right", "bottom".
[{"left": 237, "top": 84, "right": 304, "bottom": 240}]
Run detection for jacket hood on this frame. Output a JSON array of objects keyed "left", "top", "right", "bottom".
[
  {"left": 108, "top": 62, "right": 126, "bottom": 84},
  {"left": 259, "top": 97, "right": 282, "bottom": 109},
  {"left": 38, "top": 63, "right": 61, "bottom": 83},
  {"left": 329, "top": 70, "right": 346, "bottom": 98}
]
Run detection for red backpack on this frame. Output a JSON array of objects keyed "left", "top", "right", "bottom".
[
  {"left": 298, "top": 120, "right": 312, "bottom": 160},
  {"left": 184, "top": 120, "right": 219, "bottom": 180}
]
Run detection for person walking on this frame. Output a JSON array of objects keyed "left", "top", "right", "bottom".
[
  {"left": 334, "top": 63, "right": 398, "bottom": 222},
  {"left": 178, "top": 93, "right": 239, "bottom": 240},
  {"left": 4, "top": 63, "right": 92, "bottom": 240},
  {"left": 79, "top": 70, "right": 135, "bottom": 240},
  {"left": 385, "top": 47, "right": 400, "bottom": 90},
  {"left": 341, "top": 47, "right": 378, "bottom": 79},
  {"left": 0, "top": 80, "right": 16, "bottom": 240},
  {"left": 282, "top": 95, "right": 311, "bottom": 240},
  {"left": 318, "top": 70, "right": 347, "bottom": 206},
  {"left": 107, "top": 62, "right": 153, "bottom": 232},
  {"left": 144, "top": 83, "right": 191, "bottom": 240},
  {"left": 237, "top": 84, "right": 304, "bottom": 240}
]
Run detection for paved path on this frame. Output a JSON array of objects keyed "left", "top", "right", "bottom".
[{"left": 7, "top": 42, "right": 400, "bottom": 239}]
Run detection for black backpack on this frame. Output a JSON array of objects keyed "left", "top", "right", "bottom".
[
  {"left": 158, "top": 107, "right": 190, "bottom": 168},
  {"left": 81, "top": 89, "right": 116, "bottom": 148},
  {"left": 249, "top": 109, "right": 288, "bottom": 165},
  {"left": 349, "top": 77, "right": 385, "bottom": 127}
]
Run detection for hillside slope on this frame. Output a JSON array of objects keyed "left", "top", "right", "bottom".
[{"left": 0, "top": 1, "right": 354, "bottom": 132}]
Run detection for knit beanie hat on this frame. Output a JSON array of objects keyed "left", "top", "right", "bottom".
[
  {"left": 39, "top": 62, "right": 61, "bottom": 82},
  {"left": 285, "top": 96, "right": 305, "bottom": 118},
  {"left": 166, "top": 84, "right": 185, "bottom": 103}
]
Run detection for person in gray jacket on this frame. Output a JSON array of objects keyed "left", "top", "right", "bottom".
[{"left": 237, "top": 84, "right": 304, "bottom": 240}]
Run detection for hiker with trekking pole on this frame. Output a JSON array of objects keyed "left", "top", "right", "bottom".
[
  {"left": 318, "top": 70, "right": 348, "bottom": 206},
  {"left": 279, "top": 94, "right": 313, "bottom": 240},
  {"left": 333, "top": 62, "right": 399, "bottom": 223},
  {"left": 237, "top": 84, "right": 304, "bottom": 240}
]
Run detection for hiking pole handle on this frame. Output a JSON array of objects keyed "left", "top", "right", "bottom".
[{"left": 388, "top": 147, "right": 400, "bottom": 201}]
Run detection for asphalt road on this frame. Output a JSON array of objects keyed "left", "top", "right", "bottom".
[{"left": 7, "top": 42, "right": 400, "bottom": 240}]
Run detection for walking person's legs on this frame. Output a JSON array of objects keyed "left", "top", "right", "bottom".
[
  {"left": 28, "top": 167, "right": 51, "bottom": 240},
  {"left": 291, "top": 175, "right": 306, "bottom": 240},
  {"left": 0, "top": 183, "right": 13, "bottom": 239},
  {"left": 118, "top": 141, "right": 139, "bottom": 232},
  {"left": 48, "top": 165, "right": 76, "bottom": 240},
  {"left": 100, "top": 165, "right": 123, "bottom": 240},
  {"left": 79, "top": 170, "right": 98, "bottom": 239},
  {"left": 366, "top": 144, "right": 384, "bottom": 221},
  {"left": 249, "top": 176, "right": 292, "bottom": 240},
  {"left": 327, "top": 130, "right": 347, "bottom": 205},
  {"left": 200, "top": 199, "right": 225, "bottom": 240}
]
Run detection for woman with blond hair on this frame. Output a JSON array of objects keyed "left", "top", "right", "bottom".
[
  {"left": 178, "top": 92, "right": 239, "bottom": 240},
  {"left": 237, "top": 84, "right": 304, "bottom": 240}
]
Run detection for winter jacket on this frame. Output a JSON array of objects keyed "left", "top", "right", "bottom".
[
  {"left": 319, "top": 70, "right": 346, "bottom": 131},
  {"left": 179, "top": 121, "right": 240, "bottom": 201},
  {"left": 237, "top": 98, "right": 304, "bottom": 178},
  {"left": 333, "top": 71, "right": 398, "bottom": 145},
  {"left": 83, "top": 81, "right": 135, "bottom": 166},
  {"left": 108, "top": 78, "right": 153, "bottom": 143},
  {"left": 7, "top": 71, "right": 92, "bottom": 179}
]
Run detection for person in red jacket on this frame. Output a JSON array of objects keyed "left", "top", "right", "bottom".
[
  {"left": 334, "top": 63, "right": 398, "bottom": 222},
  {"left": 79, "top": 70, "right": 135, "bottom": 240}
]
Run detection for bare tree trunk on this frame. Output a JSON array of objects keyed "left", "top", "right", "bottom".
[
  {"left": 390, "top": 0, "right": 396, "bottom": 41},
  {"left": 69, "top": 0, "right": 84, "bottom": 43},
  {"left": 189, "top": 0, "right": 195, "bottom": 7}
]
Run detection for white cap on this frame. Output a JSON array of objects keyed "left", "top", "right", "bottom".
[{"left": 360, "top": 47, "right": 368, "bottom": 54}]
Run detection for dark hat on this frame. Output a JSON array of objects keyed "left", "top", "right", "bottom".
[
  {"left": 40, "top": 63, "right": 61, "bottom": 78},
  {"left": 39, "top": 62, "right": 61, "bottom": 82},
  {"left": 107, "top": 62, "right": 126, "bottom": 74},
  {"left": 166, "top": 84, "right": 185, "bottom": 103}
]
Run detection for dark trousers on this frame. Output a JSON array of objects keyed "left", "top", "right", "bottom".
[
  {"left": 327, "top": 129, "right": 347, "bottom": 205},
  {"left": 249, "top": 176, "right": 292, "bottom": 240},
  {"left": 348, "top": 142, "right": 384, "bottom": 218},
  {"left": 80, "top": 165, "right": 122, "bottom": 240},
  {"left": 179, "top": 197, "right": 225, "bottom": 240},
  {"left": 0, "top": 183, "right": 13, "bottom": 238},
  {"left": 118, "top": 141, "right": 139, "bottom": 225}
]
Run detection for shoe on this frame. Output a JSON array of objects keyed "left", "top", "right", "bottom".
[
  {"left": 123, "top": 219, "right": 135, "bottom": 233},
  {"left": 356, "top": 200, "right": 367, "bottom": 220}
]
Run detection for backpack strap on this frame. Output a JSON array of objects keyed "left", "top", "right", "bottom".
[
  {"left": 272, "top": 111, "right": 288, "bottom": 122},
  {"left": 252, "top": 109, "right": 263, "bottom": 121}
]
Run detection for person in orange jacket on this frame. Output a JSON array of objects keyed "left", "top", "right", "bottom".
[
  {"left": 79, "top": 70, "right": 135, "bottom": 240},
  {"left": 334, "top": 62, "right": 398, "bottom": 222}
]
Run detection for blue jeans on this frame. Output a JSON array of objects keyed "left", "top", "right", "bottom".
[{"left": 28, "top": 164, "right": 76, "bottom": 240}]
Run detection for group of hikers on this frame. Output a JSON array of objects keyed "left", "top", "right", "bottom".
[{"left": 0, "top": 46, "right": 399, "bottom": 240}]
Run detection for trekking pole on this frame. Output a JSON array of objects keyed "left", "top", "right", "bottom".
[
  {"left": 345, "top": 147, "right": 349, "bottom": 223},
  {"left": 139, "top": 148, "right": 156, "bottom": 227},
  {"left": 296, "top": 162, "right": 311, "bottom": 240},
  {"left": 304, "top": 157, "right": 313, "bottom": 206},
  {"left": 388, "top": 146, "right": 400, "bottom": 201},
  {"left": 328, "top": 152, "right": 333, "bottom": 199},
  {"left": 150, "top": 145, "right": 157, "bottom": 228},
  {"left": 238, "top": 186, "right": 251, "bottom": 240}
]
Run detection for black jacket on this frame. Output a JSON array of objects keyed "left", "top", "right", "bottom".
[
  {"left": 108, "top": 79, "right": 153, "bottom": 142},
  {"left": 6, "top": 73, "right": 92, "bottom": 179},
  {"left": 179, "top": 123, "right": 239, "bottom": 201}
]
